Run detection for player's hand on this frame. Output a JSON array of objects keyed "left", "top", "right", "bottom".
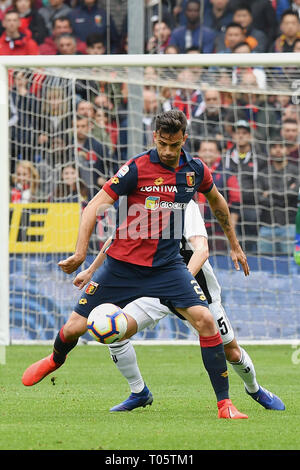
[
  {"left": 73, "top": 269, "right": 92, "bottom": 290},
  {"left": 230, "top": 245, "right": 250, "bottom": 276},
  {"left": 58, "top": 254, "right": 85, "bottom": 274}
]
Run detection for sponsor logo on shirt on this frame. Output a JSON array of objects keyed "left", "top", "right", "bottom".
[
  {"left": 140, "top": 185, "right": 178, "bottom": 193},
  {"left": 145, "top": 196, "right": 160, "bottom": 210},
  {"left": 144, "top": 197, "right": 187, "bottom": 211}
]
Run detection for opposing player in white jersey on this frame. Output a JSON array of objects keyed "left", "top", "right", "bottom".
[{"left": 74, "top": 200, "right": 285, "bottom": 412}]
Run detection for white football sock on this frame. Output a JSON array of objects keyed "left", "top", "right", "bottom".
[
  {"left": 229, "top": 346, "right": 259, "bottom": 394},
  {"left": 108, "top": 339, "right": 145, "bottom": 393}
]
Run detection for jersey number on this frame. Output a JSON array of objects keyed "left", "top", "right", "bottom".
[{"left": 217, "top": 316, "right": 228, "bottom": 336}]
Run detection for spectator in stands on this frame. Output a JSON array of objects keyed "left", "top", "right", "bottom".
[
  {"left": 56, "top": 32, "right": 81, "bottom": 55},
  {"left": 52, "top": 162, "right": 89, "bottom": 205},
  {"left": 231, "top": 3, "right": 268, "bottom": 53},
  {"left": 271, "top": 9, "right": 300, "bottom": 52},
  {"left": 76, "top": 99, "right": 113, "bottom": 154},
  {"left": 68, "top": 0, "right": 120, "bottom": 53},
  {"left": 225, "top": 70, "right": 278, "bottom": 146},
  {"left": 273, "top": 0, "right": 291, "bottom": 21},
  {"left": 93, "top": 107, "right": 114, "bottom": 154},
  {"left": 11, "top": 160, "right": 39, "bottom": 202},
  {"left": 9, "top": 69, "right": 37, "bottom": 169},
  {"left": 0, "top": 0, "right": 11, "bottom": 23},
  {"left": 117, "top": 88, "right": 159, "bottom": 160},
  {"left": 169, "top": 0, "right": 216, "bottom": 53},
  {"left": 12, "top": 0, "right": 48, "bottom": 45},
  {"left": 173, "top": 0, "right": 210, "bottom": 26},
  {"left": 197, "top": 137, "right": 241, "bottom": 252},
  {"left": 203, "top": 0, "right": 233, "bottom": 33},
  {"left": 257, "top": 137, "right": 299, "bottom": 255},
  {"left": 190, "top": 88, "right": 227, "bottom": 153},
  {"left": 0, "top": 9, "right": 38, "bottom": 54},
  {"left": 229, "top": 0, "right": 278, "bottom": 47},
  {"left": 231, "top": 42, "right": 267, "bottom": 89},
  {"left": 146, "top": 20, "right": 172, "bottom": 54},
  {"left": 74, "top": 114, "right": 110, "bottom": 196},
  {"left": 214, "top": 21, "right": 246, "bottom": 52},
  {"left": 282, "top": 104, "right": 300, "bottom": 123},
  {"left": 38, "top": 0, "right": 71, "bottom": 37},
  {"left": 224, "top": 119, "right": 265, "bottom": 252},
  {"left": 32, "top": 84, "right": 73, "bottom": 165},
  {"left": 94, "top": 91, "right": 119, "bottom": 148},
  {"left": 293, "top": 36, "right": 300, "bottom": 50},
  {"left": 291, "top": 0, "right": 300, "bottom": 18},
  {"left": 164, "top": 44, "right": 180, "bottom": 54},
  {"left": 39, "top": 16, "right": 86, "bottom": 55},
  {"left": 86, "top": 32, "right": 106, "bottom": 55},
  {"left": 280, "top": 118, "right": 300, "bottom": 166}
]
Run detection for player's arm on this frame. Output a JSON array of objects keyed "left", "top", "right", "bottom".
[
  {"left": 186, "top": 235, "right": 209, "bottom": 277},
  {"left": 205, "top": 185, "right": 250, "bottom": 276},
  {"left": 73, "top": 236, "right": 113, "bottom": 289},
  {"left": 58, "top": 189, "right": 115, "bottom": 274}
]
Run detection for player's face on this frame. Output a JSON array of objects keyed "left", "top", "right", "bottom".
[{"left": 153, "top": 129, "right": 188, "bottom": 168}]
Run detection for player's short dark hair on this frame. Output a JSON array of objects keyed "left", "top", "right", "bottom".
[
  {"left": 155, "top": 110, "right": 187, "bottom": 136},
  {"left": 280, "top": 9, "right": 300, "bottom": 22}
]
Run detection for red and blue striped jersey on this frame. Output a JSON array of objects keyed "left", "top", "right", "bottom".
[{"left": 103, "top": 148, "right": 213, "bottom": 267}]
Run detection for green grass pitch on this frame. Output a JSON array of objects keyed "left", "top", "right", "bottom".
[{"left": 1, "top": 344, "right": 300, "bottom": 451}]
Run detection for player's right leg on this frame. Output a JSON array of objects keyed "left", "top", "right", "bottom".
[{"left": 22, "top": 312, "right": 87, "bottom": 386}]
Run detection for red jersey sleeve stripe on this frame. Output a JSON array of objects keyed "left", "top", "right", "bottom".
[{"left": 102, "top": 184, "right": 119, "bottom": 201}]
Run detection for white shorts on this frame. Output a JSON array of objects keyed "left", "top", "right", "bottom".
[{"left": 123, "top": 296, "right": 235, "bottom": 345}]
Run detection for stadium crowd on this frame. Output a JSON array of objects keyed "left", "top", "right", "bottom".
[{"left": 5, "top": 0, "right": 300, "bottom": 258}]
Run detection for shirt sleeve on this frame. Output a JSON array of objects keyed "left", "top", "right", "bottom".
[
  {"left": 197, "top": 160, "right": 214, "bottom": 194},
  {"left": 184, "top": 200, "right": 208, "bottom": 240},
  {"left": 102, "top": 160, "right": 138, "bottom": 201}
]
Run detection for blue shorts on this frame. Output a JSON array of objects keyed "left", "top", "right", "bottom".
[{"left": 74, "top": 255, "right": 208, "bottom": 318}]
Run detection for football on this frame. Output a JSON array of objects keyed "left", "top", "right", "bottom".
[{"left": 87, "top": 303, "right": 128, "bottom": 344}]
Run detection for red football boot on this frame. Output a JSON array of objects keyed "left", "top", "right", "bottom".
[
  {"left": 218, "top": 399, "right": 248, "bottom": 419},
  {"left": 22, "top": 353, "right": 62, "bottom": 386}
]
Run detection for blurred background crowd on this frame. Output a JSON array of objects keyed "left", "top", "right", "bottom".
[{"left": 5, "top": 0, "right": 300, "bottom": 257}]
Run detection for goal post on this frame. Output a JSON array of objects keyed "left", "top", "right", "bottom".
[{"left": 1, "top": 52, "right": 300, "bottom": 349}]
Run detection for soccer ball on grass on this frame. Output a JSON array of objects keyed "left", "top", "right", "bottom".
[{"left": 87, "top": 303, "right": 128, "bottom": 344}]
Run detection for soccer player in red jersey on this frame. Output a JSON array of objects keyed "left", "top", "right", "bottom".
[{"left": 22, "top": 110, "right": 249, "bottom": 419}]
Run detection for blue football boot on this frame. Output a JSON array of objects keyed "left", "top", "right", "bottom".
[
  {"left": 246, "top": 385, "right": 285, "bottom": 410},
  {"left": 110, "top": 385, "right": 153, "bottom": 412}
]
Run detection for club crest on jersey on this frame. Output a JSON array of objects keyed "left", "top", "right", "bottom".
[
  {"left": 145, "top": 196, "right": 160, "bottom": 210},
  {"left": 85, "top": 281, "right": 99, "bottom": 295},
  {"left": 186, "top": 172, "right": 195, "bottom": 187}
]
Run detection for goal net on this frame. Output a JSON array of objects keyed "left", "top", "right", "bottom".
[{"left": 2, "top": 54, "right": 300, "bottom": 345}]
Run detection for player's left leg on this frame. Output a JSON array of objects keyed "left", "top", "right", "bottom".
[{"left": 209, "top": 300, "right": 285, "bottom": 411}]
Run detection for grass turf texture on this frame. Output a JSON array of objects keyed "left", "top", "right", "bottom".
[{"left": 0, "top": 344, "right": 299, "bottom": 451}]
